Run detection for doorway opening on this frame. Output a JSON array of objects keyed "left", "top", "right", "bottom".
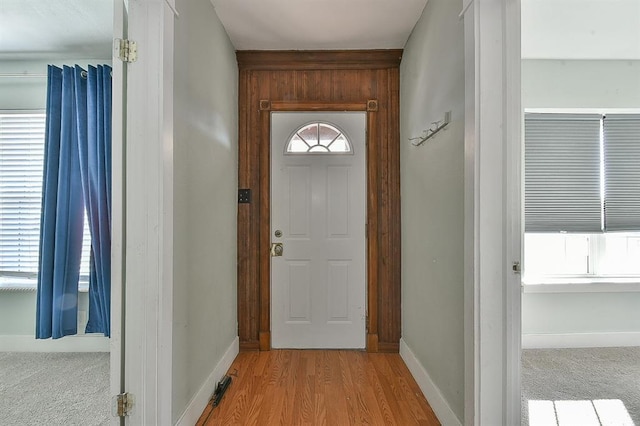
[
  {"left": 519, "top": 1, "right": 640, "bottom": 424},
  {"left": 236, "top": 51, "right": 403, "bottom": 353}
]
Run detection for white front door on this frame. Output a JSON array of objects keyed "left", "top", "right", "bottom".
[{"left": 271, "top": 112, "right": 366, "bottom": 349}]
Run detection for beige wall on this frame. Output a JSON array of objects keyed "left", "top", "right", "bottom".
[
  {"left": 172, "top": 0, "right": 238, "bottom": 422},
  {"left": 523, "top": 59, "right": 640, "bottom": 109},
  {"left": 400, "top": 0, "right": 465, "bottom": 421}
]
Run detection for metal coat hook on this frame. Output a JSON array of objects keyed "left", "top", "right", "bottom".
[{"left": 409, "top": 111, "right": 452, "bottom": 146}]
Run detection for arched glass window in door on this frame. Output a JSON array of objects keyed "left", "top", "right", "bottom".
[{"left": 286, "top": 122, "right": 352, "bottom": 154}]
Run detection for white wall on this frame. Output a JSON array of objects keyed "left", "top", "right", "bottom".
[
  {"left": 521, "top": 0, "right": 640, "bottom": 60},
  {"left": 523, "top": 59, "right": 640, "bottom": 109},
  {"left": 0, "top": 290, "right": 108, "bottom": 351},
  {"left": 522, "top": 58, "right": 640, "bottom": 343},
  {"left": 0, "top": 59, "right": 111, "bottom": 352},
  {"left": 523, "top": 292, "right": 640, "bottom": 335},
  {"left": 172, "top": 0, "right": 238, "bottom": 422},
  {"left": 0, "top": 61, "right": 47, "bottom": 109},
  {"left": 400, "top": 0, "right": 465, "bottom": 422},
  {"left": 0, "top": 60, "right": 114, "bottom": 109}
]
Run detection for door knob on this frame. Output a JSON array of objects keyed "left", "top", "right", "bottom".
[{"left": 270, "top": 243, "right": 283, "bottom": 257}]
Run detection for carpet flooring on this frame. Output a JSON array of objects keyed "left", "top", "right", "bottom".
[
  {"left": 0, "top": 352, "right": 110, "bottom": 426},
  {"left": 522, "top": 347, "right": 640, "bottom": 425}
]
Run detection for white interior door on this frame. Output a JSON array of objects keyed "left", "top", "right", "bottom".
[{"left": 271, "top": 112, "right": 366, "bottom": 349}]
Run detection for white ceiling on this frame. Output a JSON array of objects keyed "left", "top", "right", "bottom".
[
  {"left": 522, "top": 0, "right": 640, "bottom": 60},
  {"left": 1, "top": 0, "right": 638, "bottom": 61},
  {"left": 0, "top": 0, "right": 426, "bottom": 59},
  {"left": 210, "top": 0, "right": 429, "bottom": 50},
  {"left": 0, "top": 0, "right": 113, "bottom": 60}
]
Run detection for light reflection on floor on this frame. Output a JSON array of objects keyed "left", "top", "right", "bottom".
[{"left": 529, "top": 399, "right": 635, "bottom": 426}]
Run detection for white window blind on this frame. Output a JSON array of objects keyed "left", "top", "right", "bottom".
[
  {"left": 0, "top": 113, "right": 46, "bottom": 275},
  {"left": 603, "top": 114, "right": 640, "bottom": 232},
  {"left": 0, "top": 112, "right": 90, "bottom": 280},
  {"left": 524, "top": 113, "right": 602, "bottom": 233}
]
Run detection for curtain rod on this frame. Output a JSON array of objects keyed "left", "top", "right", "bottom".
[
  {"left": 0, "top": 73, "right": 47, "bottom": 78},
  {"left": 0, "top": 70, "right": 95, "bottom": 79}
]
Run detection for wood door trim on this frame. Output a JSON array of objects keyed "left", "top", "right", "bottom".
[
  {"left": 261, "top": 102, "right": 378, "bottom": 351},
  {"left": 270, "top": 101, "right": 367, "bottom": 111},
  {"left": 237, "top": 53, "right": 401, "bottom": 353},
  {"left": 259, "top": 108, "right": 271, "bottom": 350},
  {"left": 366, "top": 108, "right": 379, "bottom": 349},
  {"left": 237, "top": 50, "right": 403, "bottom": 71}
]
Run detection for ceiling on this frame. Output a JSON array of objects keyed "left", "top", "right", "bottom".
[
  {"left": 0, "top": 0, "right": 113, "bottom": 60},
  {"left": 210, "top": 0, "right": 429, "bottom": 50},
  {"left": 1, "top": 0, "right": 638, "bottom": 60},
  {"left": 0, "top": 0, "right": 428, "bottom": 60}
]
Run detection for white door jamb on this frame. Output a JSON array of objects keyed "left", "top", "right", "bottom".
[
  {"left": 463, "top": 0, "right": 522, "bottom": 424},
  {"left": 110, "top": 1, "right": 126, "bottom": 424},
  {"left": 123, "top": 0, "right": 175, "bottom": 424}
]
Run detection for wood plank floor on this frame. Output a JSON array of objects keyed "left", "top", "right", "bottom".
[{"left": 197, "top": 350, "right": 440, "bottom": 425}]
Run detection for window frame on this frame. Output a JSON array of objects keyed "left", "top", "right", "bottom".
[
  {"left": 523, "top": 232, "right": 640, "bottom": 281},
  {"left": 523, "top": 108, "right": 640, "bottom": 286},
  {"left": 284, "top": 121, "right": 354, "bottom": 155},
  {"left": 0, "top": 110, "right": 91, "bottom": 290}
]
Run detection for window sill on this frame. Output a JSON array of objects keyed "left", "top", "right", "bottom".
[
  {"left": 523, "top": 277, "right": 640, "bottom": 293},
  {"left": 0, "top": 277, "right": 89, "bottom": 293}
]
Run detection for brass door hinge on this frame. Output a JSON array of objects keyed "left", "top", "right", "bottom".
[
  {"left": 115, "top": 39, "right": 137, "bottom": 63},
  {"left": 113, "top": 392, "right": 133, "bottom": 417}
]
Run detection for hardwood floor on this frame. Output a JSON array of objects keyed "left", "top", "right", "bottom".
[{"left": 197, "top": 350, "right": 440, "bottom": 425}]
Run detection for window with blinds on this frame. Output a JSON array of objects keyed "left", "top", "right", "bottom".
[
  {"left": 525, "top": 113, "right": 640, "bottom": 233},
  {"left": 524, "top": 112, "right": 640, "bottom": 279},
  {"left": 524, "top": 113, "right": 602, "bottom": 233},
  {"left": 603, "top": 114, "right": 640, "bottom": 232},
  {"left": 0, "top": 112, "right": 90, "bottom": 284}
]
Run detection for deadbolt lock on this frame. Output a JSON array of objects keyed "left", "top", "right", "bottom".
[
  {"left": 270, "top": 243, "right": 283, "bottom": 257},
  {"left": 274, "top": 230, "right": 282, "bottom": 238}
]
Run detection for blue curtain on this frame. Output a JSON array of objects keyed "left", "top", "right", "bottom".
[
  {"left": 74, "top": 65, "right": 112, "bottom": 336},
  {"left": 36, "top": 65, "right": 112, "bottom": 339}
]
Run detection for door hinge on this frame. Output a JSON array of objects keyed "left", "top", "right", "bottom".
[
  {"left": 115, "top": 39, "right": 137, "bottom": 63},
  {"left": 113, "top": 392, "right": 134, "bottom": 417}
]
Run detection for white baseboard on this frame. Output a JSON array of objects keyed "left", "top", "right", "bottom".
[
  {"left": 0, "top": 334, "right": 109, "bottom": 352},
  {"left": 522, "top": 332, "right": 640, "bottom": 349},
  {"left": 399, "top": 338, "right": 462, "bottom": 426},
  {"left": 175, "top": 336, "right": 239, "bottom": 426}
]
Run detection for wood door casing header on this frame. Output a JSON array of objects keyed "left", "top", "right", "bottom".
[
  {"left": 237, "top": 50, "right": 403, "bottom": 70},
  {"left": 237, "top": 50, "right": 401, "bottom": 352}
]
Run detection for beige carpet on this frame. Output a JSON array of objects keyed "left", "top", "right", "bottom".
[
  {"left": 0, "top": 352, "right": 109, "bottom": 426},
  {"left": 522, "top": 347, "right": 640, "bottom": 425}
]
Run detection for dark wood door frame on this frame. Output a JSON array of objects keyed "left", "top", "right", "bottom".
[{"left": 237, "top": 51, "right": 402, "bottom": 353}]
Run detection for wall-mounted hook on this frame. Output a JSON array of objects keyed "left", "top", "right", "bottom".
[{"left": 409, "top": 111, "right": 452, "bottom": 146}]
